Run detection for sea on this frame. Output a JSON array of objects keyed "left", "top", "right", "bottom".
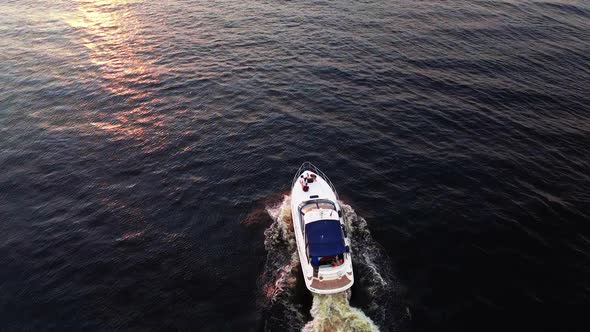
[{"left": 1, "top": 0, "right": 589, "bottom": 331}]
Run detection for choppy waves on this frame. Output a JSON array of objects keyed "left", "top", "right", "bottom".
[{"left": 2, "top": 0, "right": 590, "bottom": 330}]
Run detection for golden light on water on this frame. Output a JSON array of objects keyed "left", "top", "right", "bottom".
[
  {"left": 65, "top": 0, "right": 154, "bottom": 98},
  {"left": 64, "top": 0, "right": 168, "bottom": 152}
]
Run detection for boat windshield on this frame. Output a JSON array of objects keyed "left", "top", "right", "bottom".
[
  {"left": 300, "top": 200, "right": 337, "bottom": 215},
  {"left": 305, "top": 219, "right": 345, "bottom": 264}
]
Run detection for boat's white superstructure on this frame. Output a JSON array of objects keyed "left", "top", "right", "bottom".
[{"left": 290, "top": 162, "right": 354, "bottom": 294}]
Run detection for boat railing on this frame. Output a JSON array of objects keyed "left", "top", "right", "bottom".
[{"left": 292, "top": 162, "right": 339, "bottom": 201}]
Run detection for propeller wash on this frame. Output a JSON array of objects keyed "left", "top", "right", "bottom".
[{"left": 261, "top": 192, "right": 407, "bottom": 331}]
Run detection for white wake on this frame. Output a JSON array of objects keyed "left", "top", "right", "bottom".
[{"left": 261, "top": 195, "right": 403, "bottom": 332}]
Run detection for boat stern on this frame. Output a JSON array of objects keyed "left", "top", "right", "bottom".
[{"left": 305, "top": 270, "right": 354, "bottom": 295}]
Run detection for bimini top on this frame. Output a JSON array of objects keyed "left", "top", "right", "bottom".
[{"left": 305, "top": 219, "right": 345, "bottom": 257}]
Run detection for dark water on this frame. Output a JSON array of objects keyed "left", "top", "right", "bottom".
[{"left": 2, "top": 0, "right": 590, "bottom": 331}]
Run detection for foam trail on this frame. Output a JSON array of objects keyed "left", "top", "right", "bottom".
[
  {"left": 302, "top": 291, "right": 379, "bottom": 332},
  {"left": 261, "top": 195, "right": 306, "bottom": 330},
  {"left": 261, "top": 195, "right": 406, "bottom": 332},
  {"left": 302, "top": 202, "right": 392, "bottom": 332},
  {"left": 339, "top": 202, "right": 404, "bottom": 329}
]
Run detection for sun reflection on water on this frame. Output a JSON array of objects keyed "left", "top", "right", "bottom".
[{"left": 64, "top": 0, "right": 168, "bottom": 152}]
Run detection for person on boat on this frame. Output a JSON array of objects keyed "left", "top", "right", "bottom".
[{"left": 311, "top": 256, "right": 320, "bottom": 266}]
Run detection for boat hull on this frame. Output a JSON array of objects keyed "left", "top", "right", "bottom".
[{"left": 290, "top": 163, "right": 354, "bottom": 294}]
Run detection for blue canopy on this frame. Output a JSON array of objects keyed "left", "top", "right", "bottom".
[{"left": 305, "top": 220, "right": 345, "bottom": 257}]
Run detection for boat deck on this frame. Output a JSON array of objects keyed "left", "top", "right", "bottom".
[{"left": 309, "top": 275, "right": 352, "bottom": 290}]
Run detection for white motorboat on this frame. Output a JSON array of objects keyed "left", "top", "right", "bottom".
[{"left": 290, "top": 162, "right": 354, "bottom": 294}]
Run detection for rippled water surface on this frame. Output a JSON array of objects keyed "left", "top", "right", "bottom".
[{"left": 1, "top": 0, "right": 590, "bottom": 331}]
